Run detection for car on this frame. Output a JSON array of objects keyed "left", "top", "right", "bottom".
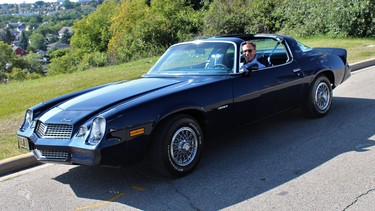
[{"left": 17, "top": 34, "right": 351, "bottom": 177}]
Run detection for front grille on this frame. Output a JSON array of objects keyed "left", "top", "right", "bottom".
[
  {"left": 36, "top": 121, "right": 73, "bottom": 139},
  {"left": 35, "top": 149, "right": 69, "bottom": 161}
]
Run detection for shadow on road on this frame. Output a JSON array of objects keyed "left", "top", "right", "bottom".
[{"left": 54, "top": 96, "right": 375, "bottom": 210}]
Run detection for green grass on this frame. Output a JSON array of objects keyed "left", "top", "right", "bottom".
[
  {"left": 0, "top": 57, "right": 158, "bottom": 160},
  {"left": 1, "top": 37, "right": 375, "bottom": 160},
  {"left": 298, "top": 37, "right": 375, "bottom": 63}
]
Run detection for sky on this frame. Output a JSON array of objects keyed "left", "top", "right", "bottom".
[
  {"left": 0, "top": 0, "right": 57, "bottom": 4},
  {"left": 0, "top": 0, "right": 83, "bottom": 4}
]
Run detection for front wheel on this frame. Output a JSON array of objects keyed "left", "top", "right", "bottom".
[
  {"left": 303, "top": 75, "right": 333, "bottom": 118},
  {"left": 150, "top": 115, "right": 204, "bottom": 177}
]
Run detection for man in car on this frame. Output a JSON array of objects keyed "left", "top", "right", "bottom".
[{"left": 240, "top": 41, "right": 265, "bottom": 72}]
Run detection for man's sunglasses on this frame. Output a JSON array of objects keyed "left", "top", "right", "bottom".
[{"left": 243, "top": 49, "right": 255, "bottom": 53}]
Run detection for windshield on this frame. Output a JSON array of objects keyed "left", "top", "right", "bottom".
[
  {"left": 147, "top": 41, "right": 236, "bottom": 76},
  {"left": 297, "top": 41, "right": 313, "bottom": 52}
]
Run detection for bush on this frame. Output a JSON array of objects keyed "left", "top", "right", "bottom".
[
  {"left": 24, "top": 52, "right": 44, "bottom": 74},
  {"left": 8, "top": 68, "right": 28, "bottom": 81},
  {"left": 203, "top": 0, "right": 250, "bottom": 36},
  {"left": 108, "top": 0, "right": 204, "bottom": 64},
  {"left": 48, "top": 49, "right": 84, "bottom": 74},
  {"left": 275, "top": 0, "right": 375, "bottom": 37},
  {"left": 48, "top": 50, "right": 109, "bottom": 74},
  {"left": 0, "top": 71, "right": 6, "bottom": 82},
  {"left": 48, "top": 48, "right": 70, "bottom": 59},
  {"left": 77, "top": 51, "right": 108, "bottom": 71}
]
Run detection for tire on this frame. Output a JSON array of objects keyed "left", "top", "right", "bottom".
[
  {"left": 150, "top": 115, "right": 204, "bottom": 177},
  {"left": 303, "top": 75, "right": 333, "bottom": 118}
]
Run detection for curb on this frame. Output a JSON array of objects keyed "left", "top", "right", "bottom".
[
  {"left": 0, "top": 58, "right": 374, "bottom": 177},
  {"left": 0, "top": 152, "right": 39, "bottom": 176},
  {"left": 351, "top": 58, "right": 375, "bottom": 71}
]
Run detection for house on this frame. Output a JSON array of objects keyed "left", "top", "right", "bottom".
[
  {"left": 47, "top": 42, "right": 70, "bottom": 49},
  {"left": 16, "top": 23, "right": 26, "bottom": 32},
  {"left": 13, "top": 46, "right": 26, "bottom": 56},
  {"left": 58, "top": 26, "right": 73, "bottom": 39}
]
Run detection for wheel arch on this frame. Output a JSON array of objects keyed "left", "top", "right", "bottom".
[
  {"left": 147, "top": 109, "right": 206, "bottom": 177},
  {"left": 316, "top": 70, "right": 335, "bottom": 89},
  {"left": 153, "top": 109, "right": 207, "bottom": 137}
]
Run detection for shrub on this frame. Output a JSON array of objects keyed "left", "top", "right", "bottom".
[
  {"left": 77, "top": 51, "right": 108, "bottom": 71},
  {"left": 9, "top": 67, "right": 28, "bottom": 81},
  {"left": 48, "top": 49, "right": 84, "bottom": 74},
  {"left": 48, "top": 48, "right": 70, "bottom": 59},
  {"left": 275, "top": 0, "right": 375, "bottom": 37}
]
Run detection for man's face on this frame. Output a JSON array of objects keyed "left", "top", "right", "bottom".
[{"left": 242, "top": 43, "right": 256, "bottom": 63}]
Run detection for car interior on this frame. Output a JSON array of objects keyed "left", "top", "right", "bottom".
[{"left": 241, "top": 38, "right": 290, "bottom": 68}]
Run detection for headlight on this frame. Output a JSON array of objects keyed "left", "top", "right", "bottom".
[{"left": 87, "top": 117, "right": 106, "bottom": 145}]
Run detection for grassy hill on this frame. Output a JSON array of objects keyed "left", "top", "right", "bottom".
[{"left": 1, "top": 37, "right": 374, "bottom": 160}]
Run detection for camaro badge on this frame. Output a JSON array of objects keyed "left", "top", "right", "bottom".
[{"left": 62, "top": 118, "right": 72, "bottom": 122}]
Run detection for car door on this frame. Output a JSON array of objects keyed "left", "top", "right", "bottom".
[{"left": 232, "top": 60, "right": 304, "bottom": 127}]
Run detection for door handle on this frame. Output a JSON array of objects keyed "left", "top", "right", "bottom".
[
  {"left": 293, "top": 68, "right": 302, "bottom": 76},
  {"left": 293, "top": 68, "right": 301, "bottom": 73}
]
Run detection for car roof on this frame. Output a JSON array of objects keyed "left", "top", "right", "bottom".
[{"left": 201, "top": 34, "right": 289, "bottom": 45}]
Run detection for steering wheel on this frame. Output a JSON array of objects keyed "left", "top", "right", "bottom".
[{"left": 213, "top": 64, "right": 228, "bottom": 69}]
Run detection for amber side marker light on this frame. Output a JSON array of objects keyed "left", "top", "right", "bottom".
[{"left": 130, "top": 128, "right": 145, "bottom": 137}]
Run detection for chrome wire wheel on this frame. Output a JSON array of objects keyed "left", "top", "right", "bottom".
[
  {"left": 170, "top": 127, "right": 198, "bottom": 167},
  {"left": 303, "top": 75, "right": 332, "bottom": 118},
  {"left": 314, "top": 82, "right": 331, "bottom": 111}
]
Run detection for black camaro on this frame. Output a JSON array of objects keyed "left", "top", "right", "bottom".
[{"left": 17, "top": 34, "right": 351, "bottom": 177}]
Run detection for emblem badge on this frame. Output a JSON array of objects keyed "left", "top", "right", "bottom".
[{"left": 62, "top": 118, "right": 72, "bottom": 122}]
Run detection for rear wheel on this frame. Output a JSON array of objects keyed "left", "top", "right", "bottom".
[
  {"left": 150, "top": 115, "right": 203, "bottom": 177},
  {"left": 303, "top": 75, "right": 333, "bottom": 118}
]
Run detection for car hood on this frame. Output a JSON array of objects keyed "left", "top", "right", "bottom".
[
  {"left": 39, "top": 77, "right": 182, "bottom": 124},
  {"left": 60, "top": 78, "right": 182, "bottom": 111}
]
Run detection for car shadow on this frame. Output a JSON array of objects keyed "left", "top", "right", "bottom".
[{"left": 53, "top": 96, "right": 375, "bottom": 210}]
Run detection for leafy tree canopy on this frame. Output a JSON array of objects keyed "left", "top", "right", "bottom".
[{"left": 0, "top": 41, "right": 15, "bottom": 73}]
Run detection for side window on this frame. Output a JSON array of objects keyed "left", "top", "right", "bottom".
[{"left": 244, "top": 38, "right": 290, "bottom": 67}]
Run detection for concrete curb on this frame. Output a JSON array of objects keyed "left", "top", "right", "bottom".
[
  {"left": 0, "top": 58, "right": 374, "bottom": 177},
  {"left": 351, "top": 58, "right": 375, "bottom": 71},
  {"left": 0, "top": 152, "right": 39, "bottom": 176}
]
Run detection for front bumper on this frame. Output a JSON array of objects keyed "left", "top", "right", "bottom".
[
  {"left": 32, "top": 146, "right": 101, "bottom": 165},
  {"left": 17, "top": 130, "right": 103, "bottom": 166}
]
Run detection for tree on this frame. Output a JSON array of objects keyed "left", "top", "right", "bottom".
[
  {"left": 46, "top": 34, "right": 58, "bottom": 44},
  {"left": 60, "top": 29, "right": 72, "bottom": 44},
  {"left": 0, "top": 28, "right": 14, "bottom": 44},
  {"left": 19, "top": 31, "right": 29, "bottom": 51},
  {"left": 107, "top": 0, "right": 203, "bottom": 63},
  {"left": 29, "top": 32, "right": 47, "bottom": 51},
  {"left": 63, "top": 0, "right": 77, "bottom": 10},
  {"left": 203, "top": 0, "right": 281, "bottom": 35},
  {"left": 24, "top": 52, "right": 43, "bottom": 74},
  {"left": 184, "top": 0, "right": 210, "bottom": 10},
  {"left": 29, "top": 15, "right": 43, "bottom": 30},
  {"left": 35, "top": 1, "right": 45, "bottom": 7},
  {"left": 0, "top": 41, "right": 15, "bottom": 74},
  {"left": 70, "top": 0, "right": 117, "bottom": 52}
]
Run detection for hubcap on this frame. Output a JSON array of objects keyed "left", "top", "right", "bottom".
[
  {"left": 170, "top": 127, "right": 198, "bottom": 167},
  {"left": 315, "top": 82, "right": 331, "bottom": 111}
]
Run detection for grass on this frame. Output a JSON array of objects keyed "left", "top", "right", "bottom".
[
  {"left": 1, "top": 37, "right": 375, "bottom": 160},
  {"left": 0, "top": 57, "right": 158, "bottom": 160},
  {"left": 298, "top": 37, "right": 375, "bottom": 63}
]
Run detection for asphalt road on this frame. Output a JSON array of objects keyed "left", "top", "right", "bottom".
[{"left": 1, "top": 66, "right": 374, "bottom": 211}]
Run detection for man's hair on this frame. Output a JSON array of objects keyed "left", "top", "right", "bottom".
[{"left": 243, "top": 41, "right": 256, "bottom": 49}]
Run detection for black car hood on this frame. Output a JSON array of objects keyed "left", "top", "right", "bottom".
[
  {"left": 39, "top": 77, "right": 182, "bottom": 124},
  {"left": 59, "top": 77, "right": 181, "bottom": 111}
]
